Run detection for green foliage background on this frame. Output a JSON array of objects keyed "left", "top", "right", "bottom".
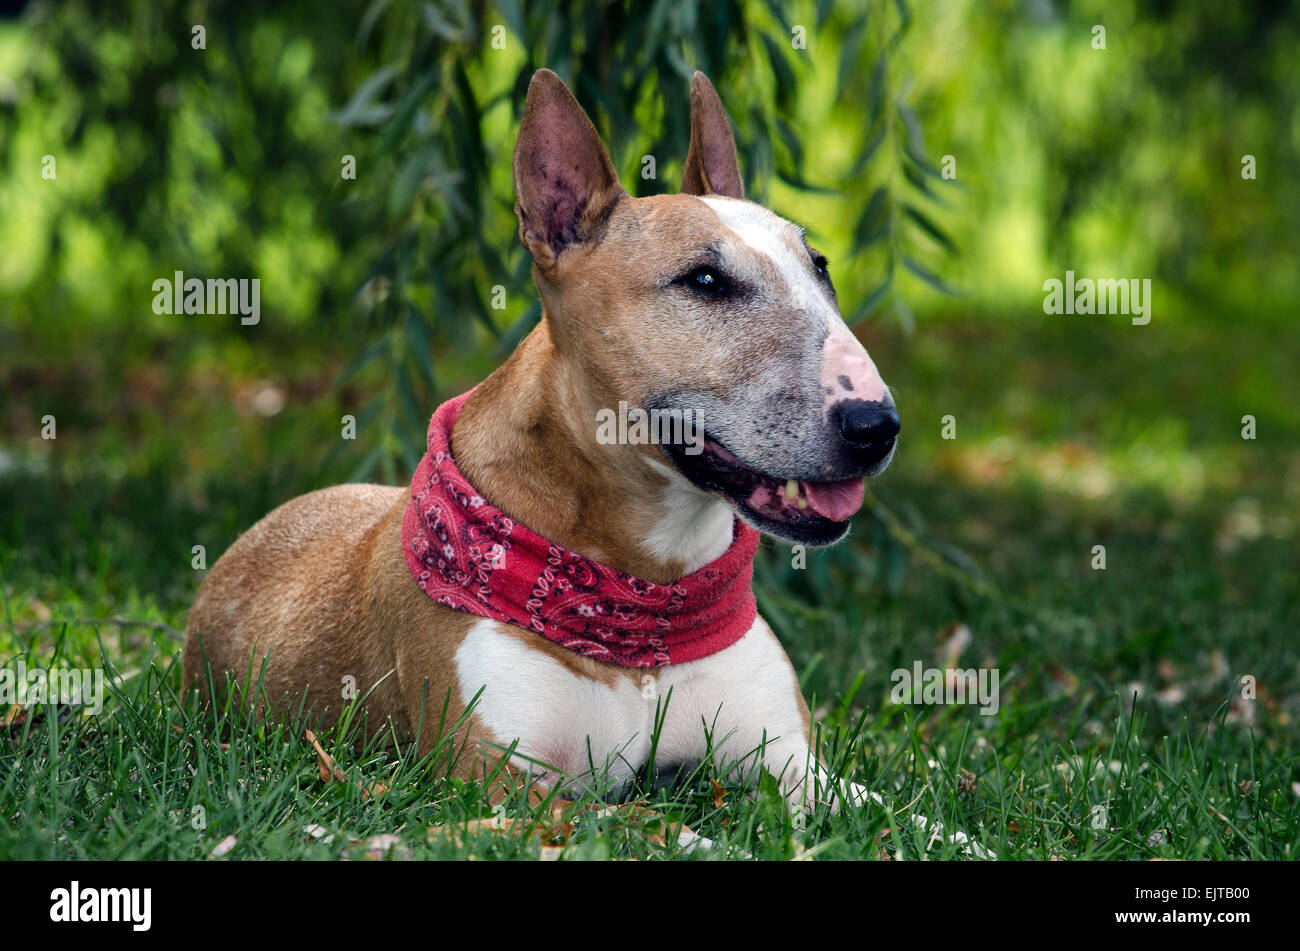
[{"left": 3, "top": 0, "right": 1296, "bottom": 479}]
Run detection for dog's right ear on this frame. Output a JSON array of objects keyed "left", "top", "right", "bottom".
[
  {"left": 513, "top": 69, "right": 625, "bottom": 271},
  {"left": 681, "top": 72, "right": 745, "bottom": 200}
]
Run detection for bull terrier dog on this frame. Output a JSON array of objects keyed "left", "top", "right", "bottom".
[{"left": 184, "top": 70, "right": 907, "bottom": 821}]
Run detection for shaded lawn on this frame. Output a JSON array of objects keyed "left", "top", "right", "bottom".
[{"left": 1, "top": 310, "right": 1297, "bottom": 859}]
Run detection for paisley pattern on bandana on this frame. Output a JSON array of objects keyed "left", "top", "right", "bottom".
[{"left": 401, "top": 391, "right": 760, "bottom": 667}]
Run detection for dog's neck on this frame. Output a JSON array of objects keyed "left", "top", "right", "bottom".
[{"left": 450, "top": 320, "right": 735, "bottom": 585}]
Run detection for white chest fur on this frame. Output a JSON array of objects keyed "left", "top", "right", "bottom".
[{"left": 453, "top": 616, "right": 813, "bottom": 796}]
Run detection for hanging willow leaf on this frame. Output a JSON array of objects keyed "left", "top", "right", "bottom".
[
  {"left": 900, "top": 159, "right": 938, "bottom": 200},
  {"left": 849, "top": 121, "right": 888, "bottom": 178},
  {"left": 420, "top": 1, "right": 467, "bottom": 42},
  {"left": 379, "top": 68, "right": 439, "bottom": 153},
  {"left": 389, "top": 141, "right": 436, "bottom": 216},
  {"left": 852, "top": 186, "right": 890, "bottom": 253},
  {"left": 868, "top": 54, "right": 888, "bottom": 123},
  {"left": 347, "top": 444, "right": 386, "bottom": 484},
  {"left": 904, "top": 203, "right": 956, "bottom": 254},
  {"left": 890, "top": 0, "right": 913, "bottom": 47},
  {"left": 358, "top": 0, "right": 394, "bottom": 49},
  {"left": 774, "top": 165, "right": 837, "bottom": 193},
  {"left": 495, "top": 0, "right": 524, "bottom": 43},
  {"left": 851, "top": 278, "right": 892, "bottom": 324},
  {"left": 761, "top": 0, "right": 788, "bottom": 29},
  {"left": 452, "top": 62, "right": 486, "bottom": 178},
  {"left": 837, "top": 16, "right": 868, "bottom": 99},
  {"left": 335, "top": 64, "right": 399, "bottom": 127},
  {"left": 493, "top": 300, "right": 540, "bottom": 359},
  {"left": 903, "top": 256, "right": 960, "bottom": 296},
  {"left": 354, "top": 393, "right": 387, "bottom": 430},
  {"left": 896, "top": 101, "right": 949, "bottom": 184},
  {"left": 816, "top": 0, "right": 835, "bottom": 32},
  {"left": 394, "top": 361, "right": 426, "bottom": 433},
  {"left": 760, "top": 33, "right": 796, "bottom": 111},
  {"left": 334, "top": 335, "right": 390, "bottom": 390},
  {"left": 405, "top": 303, "right": 438, "bottom": 393},
  {"left": 775, "top": 117, "right": 803, "bottom": 172}
]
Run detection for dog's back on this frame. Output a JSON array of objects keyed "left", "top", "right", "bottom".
[{"left": 182, "top": 484, "right": 407, "bottom": 728}]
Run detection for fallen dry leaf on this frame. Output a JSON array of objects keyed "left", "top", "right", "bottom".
[
  {"left": 875, "top": 827, "right": 893, "bottom": 861},
  {"left": 542, "top": 804, "right": 573, "bottom": 846},
  {"left": 305, "top": 728, "right": 343, "bottom": 782},
  {"left": 3, "top": 705, "right": 27, "bottom": 732},
  {"left": 305, "top": 728, "right": 386, "bottom": 798}
]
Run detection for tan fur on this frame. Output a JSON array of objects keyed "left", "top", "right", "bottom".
[
  {"left": 183, "top": 69, "right": 817, "bottom": 797},
  {"left": 182, "top": 477, "right": 643, "bottom": 769}
]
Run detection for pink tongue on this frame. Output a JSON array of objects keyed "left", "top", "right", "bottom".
[{"left": 801, "top": 478, "right": 866, "bottom": 522}]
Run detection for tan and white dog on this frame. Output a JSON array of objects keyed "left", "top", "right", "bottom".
[{"left": 184, "top": 70, "right": 905, "bottom": 818}]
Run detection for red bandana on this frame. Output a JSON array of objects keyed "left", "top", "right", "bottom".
[{"left": 401, "top": 391, "right": 760, "bottom": 667}]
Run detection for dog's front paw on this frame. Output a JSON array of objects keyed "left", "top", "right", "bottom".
[{"left": 781, "top": 767, "right": 877, "bottom": 816}]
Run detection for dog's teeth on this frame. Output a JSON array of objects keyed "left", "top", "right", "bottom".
[
  {"left": 785, "top": 479, "right": 798, "bottom": 500},
  {"left": 797, "top": 498, "right": 807, "bottom": 510}
]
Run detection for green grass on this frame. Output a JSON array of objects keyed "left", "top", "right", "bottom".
[{"left": 2, "top": 312, "right": 1298, "bottom": 860}]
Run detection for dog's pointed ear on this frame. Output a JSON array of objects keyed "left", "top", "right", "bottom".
[
  {"left": 513, "top": 69, "right": 624, "bottom": 271},
  {"left": 681, "top": 72, "right": 745, "bottom": 199}
]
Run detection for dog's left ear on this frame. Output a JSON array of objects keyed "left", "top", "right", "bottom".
[{"left": 681, "top": 72, "right": 745, "bottom": 199}]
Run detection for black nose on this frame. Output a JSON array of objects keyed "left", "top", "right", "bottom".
[{"left": 834, "top": 399, "right": 900, "bottom": 461}]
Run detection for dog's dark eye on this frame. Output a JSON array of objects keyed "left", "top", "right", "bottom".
[
  {"left": 680, "top": 266, "right": 729, "bottom": 296},
  {"left": 808, "top": 247, "right": 836, "bottom": 296}
]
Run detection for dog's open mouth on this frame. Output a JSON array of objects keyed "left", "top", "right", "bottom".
[{"left": 665, "top": 436, "right": 865, "bottom": 544}]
